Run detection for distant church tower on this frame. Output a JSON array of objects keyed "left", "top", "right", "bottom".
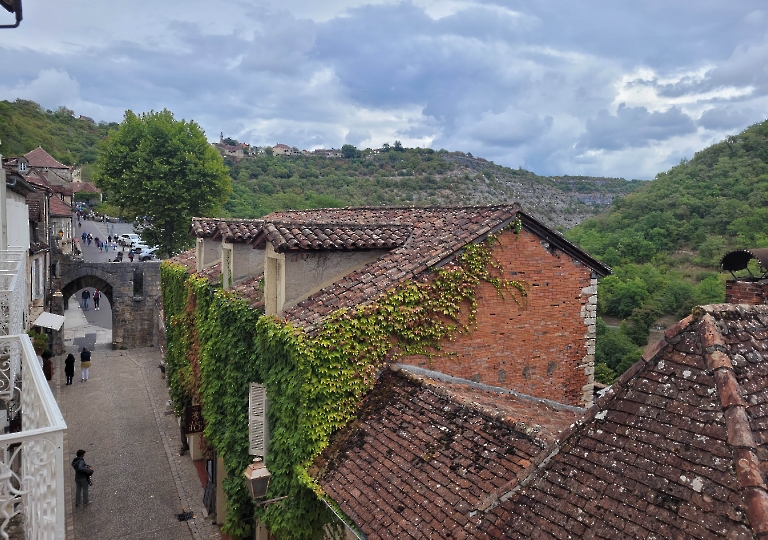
[{"left": 220, "top": 132, "right": 224, "bottom": 144}]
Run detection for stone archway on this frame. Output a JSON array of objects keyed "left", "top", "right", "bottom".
[{"left": 56, "top": 259, "right": 161, "bottom": 349}]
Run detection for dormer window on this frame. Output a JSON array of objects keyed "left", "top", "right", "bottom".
[{"left": 18, "top": 161, "right": 26, "bottom": 172}]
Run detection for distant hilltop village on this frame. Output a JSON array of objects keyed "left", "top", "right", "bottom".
[{"left": 213, "top": 133, "right": 393, "bottom": 159}]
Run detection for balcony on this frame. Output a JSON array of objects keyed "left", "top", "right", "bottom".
[
  {"left": 0, "top": 334, "right": 66, "bottom": 539},
  {"left": 0, "top": 250, "right": 26, "bottom": 337},
  {"left": 0, "top": 247, "right": 66, "bottom": 539}
]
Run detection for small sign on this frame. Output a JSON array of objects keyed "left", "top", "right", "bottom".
[{"left": 184, "top": 405, "right": 204, "bottom": 434}]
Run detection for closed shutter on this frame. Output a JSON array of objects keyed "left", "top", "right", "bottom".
[{"left": 249, "top": 383, "right": 266, "bottom": 457}]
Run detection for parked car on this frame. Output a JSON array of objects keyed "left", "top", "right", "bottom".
[
  {"left": 118, "top": 233, "right": 141, "bottom": 246},
  {"left": 132, "top": 245, "right": 159, "bottom": 261}
]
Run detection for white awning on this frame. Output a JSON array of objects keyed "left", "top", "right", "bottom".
[{"left": 32, "top": 312, "right": 66, "bottom": 331}]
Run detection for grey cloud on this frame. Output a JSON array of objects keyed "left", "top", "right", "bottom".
[
  {"left": 344, "top": 129, "right": 371, "bottom": 147},
  {"left": 1, "top": 1, "right": 768, "bottom": 180},
  {"left": 698, "top": 108, "right": 754, "bottom": 131},
  {"left": 579, "top": 104, "right": 696, "bottom": 151}
]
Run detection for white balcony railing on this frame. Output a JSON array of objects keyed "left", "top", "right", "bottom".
[
  {"left": 0, "top": 334, "right": 66, "bottom": 540},
  {"left": 0, "top": 250, "right": 26, "bottom": 337},
  {"left": 0, "top": 250, "right": 27, "bottom": 408}
]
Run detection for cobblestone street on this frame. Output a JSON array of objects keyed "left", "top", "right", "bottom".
[{"left": 52, "top": 346, "right": 222, "bottom": 540}]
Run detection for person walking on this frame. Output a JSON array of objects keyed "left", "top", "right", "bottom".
[
  {"left": 42, "top": 349, "right": 54, "bottom": 381},
  {"left": 80, "top": 347, "right": 91, "bottom": 382},
  {"left": 93, "top": 289, "right": 101, "bottom": 311},
  {"left": 64, "top": 353, "right": 75, "bottom": 385},
  {"left": 81, "top": 289, "right": 91, "bottom": 311},
  {"left": 72, "top": 450, "right": 94, "bottom": 507}
]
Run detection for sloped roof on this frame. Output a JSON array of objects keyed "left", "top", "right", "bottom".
[
  {"left": 312, "top": 365, "right": 583, "bottom": 539},
  {"left": 49, "top": 196, "right": 72, "bottom": 217},
  {"left": 265, "top": 206, "right": 608, "bottom": 329},
  {"left": 23, "top": 147, "right": 69, "bottom": 169},
  {"left": 70, "top": 181, "right": 101, "bottom": 194},
  {"left": 188, "top": 206, "right": 609, "bottom": 330},
  {"left": 475, "top": 303, "right": 768, "bottom": 539},
  {"left": 253, "top": 221, "right": 411, "bottom": 252},
  {"left": 270, "top": 206, "right": 519, "bottom": 329},
  {"left": 191, "top": 218, "right": 264, "bottom": 243}
]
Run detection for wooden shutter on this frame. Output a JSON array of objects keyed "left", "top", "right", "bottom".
[{"left": 249, "top": 383, "right": 266, "bottom": 457}]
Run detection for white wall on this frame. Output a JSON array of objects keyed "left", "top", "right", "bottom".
[{"left": 6, "top": 189, "right": 30, "bottom": 249}]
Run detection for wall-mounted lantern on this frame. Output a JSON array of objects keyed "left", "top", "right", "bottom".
[{"left": 243, "top": 458, "right": 271, "bottom": 500}]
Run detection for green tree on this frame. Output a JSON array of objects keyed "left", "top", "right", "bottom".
[
  {"left": 341, "top": 144, "right": 359, "bottom": 159},
  {"left": 95, "top": 109, "right": 231, "bottom": 256}
]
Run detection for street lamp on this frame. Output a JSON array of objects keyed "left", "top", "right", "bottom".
[{"left": 243, "top": 459, "right": 271, "bottom": 500}]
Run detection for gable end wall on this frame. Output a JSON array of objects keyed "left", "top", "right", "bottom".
[{"left": 405, "top": 228, "right": 596, "bottom": 407}]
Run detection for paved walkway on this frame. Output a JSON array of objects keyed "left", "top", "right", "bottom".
[{"left": 52, "top": 345, "right": 223, "bottom": 540}]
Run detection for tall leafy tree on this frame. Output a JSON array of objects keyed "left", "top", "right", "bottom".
[{"left": 95, "top": 109, "right": 231, "bottom": 256}]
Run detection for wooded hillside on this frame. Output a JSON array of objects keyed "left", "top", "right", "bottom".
[
  {"left": 0, "top": 99, "right": 116, "bottom": 165},
  {"left": 567, "top": 119, "right": 768, "bottom": 382},
  {"left": 223, "top": 148, "right": 644, "bottom": 230}
]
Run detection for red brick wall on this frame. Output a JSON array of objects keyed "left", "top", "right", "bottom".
[
  {"left": 725, "top": 280, "right": 768, "bottom": 305},
  {"left": 402, "top": 228, "right": 597, "bottom": 407}
]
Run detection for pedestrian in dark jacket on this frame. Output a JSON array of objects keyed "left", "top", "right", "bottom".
[
  {"left": 80, "top": 347, "right": 91, "bottom": 381},
  {"left": 41, "top": 349, "right": 54, "bottom": 381},
  {"left": 72, "top": 449, "right": 93, "bottom": 507},
  {"left": 81, "top": 289, "right": 91, "bottom": 310},
  {"left": 64, "top": 353, "right": 75, "bottom": 385}
]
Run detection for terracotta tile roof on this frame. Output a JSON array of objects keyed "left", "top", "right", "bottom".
[
  {"left": 476, "top": 303, "right": 768, "bottom": 539},
  {"left": 169, "top": 248, "right": 196, "bottom": 271},
  {"left": 70, "top": 181, "right": 101, "bottom": 194},
  {"left": 49, "top": 196, "right": 72, "bottom": 217},
  {"left": 23, "top": 147, "right": 69, "bottom": 169},
  {"left": 191, "top": 217, "right": 264, "bottom": 243},
  {"left": 186, "top": 206, "right": 608, "bottom": 330},
  {"left": 268, "top": 205, "right": 523, "bottom": 328},
  {"left": 24, "top": 168, "right": 52, "bottom": 188},
  {"left": 50, "top": 184, "right": 73, "bottom": 196},
  {"left": 254, "top": 221, "right": 411, "bottom": 252},
  {"left": 312, "top": 365, "right": 583, "bottom": 539}
]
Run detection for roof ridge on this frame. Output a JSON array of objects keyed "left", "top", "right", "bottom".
[
  {"left": 698, "top": 312, "right": 768, "bottom": 535},
  {"left": 267, "top": 220, "right": 413, "bottom": 228},
  {"left": 271, "top": 203, "right": 520, "bottom": 212}
]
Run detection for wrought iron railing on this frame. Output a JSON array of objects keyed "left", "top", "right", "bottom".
[{"left": 0, "top": 334, "right": 66, "bottom": 539}]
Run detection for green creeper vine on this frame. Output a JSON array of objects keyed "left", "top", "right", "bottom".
[{"left": 160, "top": 231, "right": 527, "bottom": 540}]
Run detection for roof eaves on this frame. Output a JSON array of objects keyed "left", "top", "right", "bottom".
[{"left": 518, "top": 211, "right": 611, "bottom": 277}]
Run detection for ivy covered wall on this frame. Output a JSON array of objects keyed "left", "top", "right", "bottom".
[{"left": 160, "top": 235, "right": 526, "bottom": 539}]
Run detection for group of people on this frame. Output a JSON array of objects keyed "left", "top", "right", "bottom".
[
  {"left": 68, "top": 349, "right": 95, "bottom": 506},
  {"left": 63, "top": 347, "right": 91, "bottom": 384},
  {"left": 80, "top": 231, "right": 120, "bottom": 253},
  {"left": 80, "top": 288, "right": 102, "bottom": 311}
]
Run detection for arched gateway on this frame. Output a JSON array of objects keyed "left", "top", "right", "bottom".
[{"left": 54, "top": 256, "right": 161, "bottom": 349}]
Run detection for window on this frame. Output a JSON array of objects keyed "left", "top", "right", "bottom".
[{"left": 133, "top": 268, "right": 144, "bottom": 298}]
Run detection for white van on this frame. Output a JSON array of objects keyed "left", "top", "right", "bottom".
[{"left": 118, "top": 233, "right": 141, "bottom": 246}]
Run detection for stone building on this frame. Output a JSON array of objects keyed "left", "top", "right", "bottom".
[{"left": 184, "top": 205, "right": 609, "bottom": 408}]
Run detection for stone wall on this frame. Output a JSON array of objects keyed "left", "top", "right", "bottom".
[
  {"left": 725, "top": 280, "right": 768, "bottom": 305},
  {"left": 401, "top": 228, "right": 597, "bottom": 408},
  {"left": 55, "top": 256, "right": 161, "bottom": 349}
]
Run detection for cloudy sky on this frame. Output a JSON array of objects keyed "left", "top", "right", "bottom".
[{"left": 0, "top": 1, "right": 766, "bottom": 179}]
